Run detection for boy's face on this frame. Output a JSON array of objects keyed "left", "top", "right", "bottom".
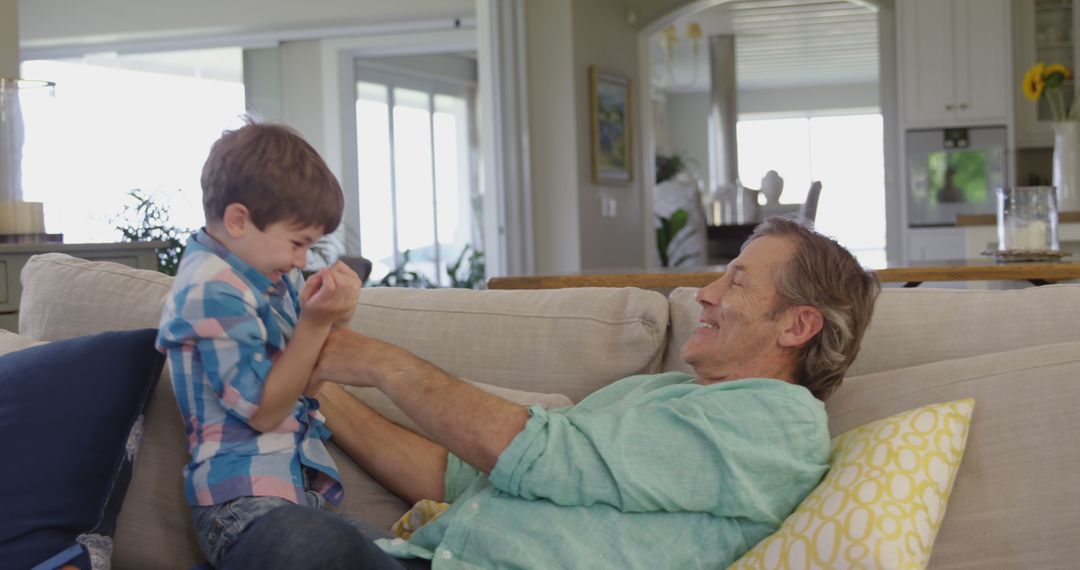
[{"left": 232, "top": 220, "right": 324, "bottom": 282}]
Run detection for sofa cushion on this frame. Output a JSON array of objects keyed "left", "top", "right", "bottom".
[
  {"left": 0, "top": 329, "right": 163, "bottom": 570},
  {"left": 663, "top": 287, "right": 700, "bottom": 374},
  {"left": 344, "top": 286, "right": 670, "bottom": 403},
  {"left": 664, "top": 284, "right": 1080, "bottom": 378},
  {"left": 826, "top": 341, "right": 1080, "bottom": 568},
  {"left": 20, "top": 253, "right": 173, "bottom": 341},
  {"left": 730, "top": 399, "right": 973, "bottom": 570}
]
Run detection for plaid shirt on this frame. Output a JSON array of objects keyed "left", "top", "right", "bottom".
[{"left": 157, "top": 230, "right": 344, "bottom": 508}]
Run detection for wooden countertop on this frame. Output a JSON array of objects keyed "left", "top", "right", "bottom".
[{"left": 955, "top": 212, "right": 1080, "bottom": 226}]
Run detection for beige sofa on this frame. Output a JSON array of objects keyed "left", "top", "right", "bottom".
[{"left": 11, "top": 253, "right": 1080, "bottom": 569}]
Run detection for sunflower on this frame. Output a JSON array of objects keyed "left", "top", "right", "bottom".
[
  {"left": 1045, "top": 63, "right": 1072, "bottom": 89},
  {"left": 1023, "top": 63, "right": 1046, "bottom": 102}
]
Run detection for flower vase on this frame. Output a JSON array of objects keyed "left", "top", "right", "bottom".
[{"left": 1052, "top": 121, "right": 1080, "bottom": 213}]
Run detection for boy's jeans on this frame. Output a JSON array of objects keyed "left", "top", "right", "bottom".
[
  {"left": 192, "top": 491, "right": 326, "bottom": 565},
  {"left": 191, "top": 491, "right": 430, "bottom": 569}
]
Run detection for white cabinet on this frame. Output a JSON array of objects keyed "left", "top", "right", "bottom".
[
  {"left": 1013, "top": 0, "right": 1080, "bottom": 148},
  {"left": 905, "top": 227, "right": 967, "bottom": 262},
  {"left": 899, "top": 0, "right": 1011, "bottom": 128}
]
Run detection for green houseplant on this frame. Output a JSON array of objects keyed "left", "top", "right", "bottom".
[{"left": 113, "top": 189, "right": 191, "bottom": 276}]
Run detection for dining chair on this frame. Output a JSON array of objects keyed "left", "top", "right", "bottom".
[{"left": 800, "top": 181, "right": 823, "bottom": 223}]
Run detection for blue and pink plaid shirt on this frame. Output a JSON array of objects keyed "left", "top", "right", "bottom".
[{"left": 157, "top": 229, "right": 344, "bottom": 508}]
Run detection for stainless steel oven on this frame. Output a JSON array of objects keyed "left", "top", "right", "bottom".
[{"left": 906, "top": 126, "right": 1008, "bottom": 227}]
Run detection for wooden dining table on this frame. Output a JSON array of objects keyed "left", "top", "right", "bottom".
[{"left": 487, "top": 257, "right": 1080, "bottom": 291}]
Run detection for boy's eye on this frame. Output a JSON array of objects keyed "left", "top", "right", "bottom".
[{"left": 292, "top": 241, "right": 305, "bottom": 248}]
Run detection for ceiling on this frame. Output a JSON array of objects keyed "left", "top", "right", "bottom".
[{"left": 650, "top": 0, "right": 880, "bottom": 93}]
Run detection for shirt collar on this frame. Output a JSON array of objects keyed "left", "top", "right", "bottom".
[{"left": 189, "top": 228, "right": 276, "bottom": 294}]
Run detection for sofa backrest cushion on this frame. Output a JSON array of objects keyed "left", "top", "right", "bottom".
[
  {"left": 343, "top": 286, "right": 669, "bottom": 403},
  {"left": 825, "top": 340, "right": 1080, "bottom": 568},
  {"left": 20, "top": 253, "right": 173, "bottom": 340},
  {"left": 21, "top": 255, "right": 670, "bottom": 403},
  {"left": 664, "top": 284, "right": 1080, "bottom": 377}
]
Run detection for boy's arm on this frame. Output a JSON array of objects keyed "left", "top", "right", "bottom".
[
  {"left": 249, "top": 263, "right": 361, "bottom": 432},
  {"left": 247, "top": 319, "right": 333, "bottom": 432}
]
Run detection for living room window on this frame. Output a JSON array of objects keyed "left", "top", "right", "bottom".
[
  {"left": 737, "top": 112, "right": 887, "bottom": 266},
  {"left": 19, "top": 48, "right": 245, "bottom": 243},
  {"left": 354, "top": 64, "right": 479, "bottom": 286}
]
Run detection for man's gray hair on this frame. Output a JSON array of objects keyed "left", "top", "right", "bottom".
[{"left": 745, "top": 217, "right": 880, "bottom": 400}]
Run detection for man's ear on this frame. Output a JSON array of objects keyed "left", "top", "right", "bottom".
[
  {"left": 778, "top": 306, "right": 824, "bottom": 349},
  {"left": 221, "top": 203, "right": 251, "bottom": 238}
]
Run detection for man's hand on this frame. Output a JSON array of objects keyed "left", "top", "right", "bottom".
[{"left": 300, "top": 262, "right": 361, "bottom": 328}]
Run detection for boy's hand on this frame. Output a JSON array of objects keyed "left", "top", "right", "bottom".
[
  {"left": 328, "top": 261, "right": 361, "bottom": 326},
  {"left": 300, "top": 262, "right": 361, "bottom": 327}
]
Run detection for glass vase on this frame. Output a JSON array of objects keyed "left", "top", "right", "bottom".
[
  {"left": 1051, "top": 121, "right": 1080, "bottom": 213},
  {"left": 0, "top": 78, "right": 54, "bottom": 203}
]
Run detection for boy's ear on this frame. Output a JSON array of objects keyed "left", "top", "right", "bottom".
[{"left": 221, "top": 203, "right": 251, "bottom": 238}]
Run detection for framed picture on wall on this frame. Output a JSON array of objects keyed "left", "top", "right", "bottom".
[{"left": 589, "top": 67, "right": 633, "bottom": 184}]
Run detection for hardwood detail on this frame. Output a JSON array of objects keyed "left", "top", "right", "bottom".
[{"left": 488, "top": 260, "right": 1080, "bottom": 290}]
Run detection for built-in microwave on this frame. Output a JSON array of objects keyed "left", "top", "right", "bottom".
[{"left": 906, "top": 126, "right": 1008, "bottom": 227}]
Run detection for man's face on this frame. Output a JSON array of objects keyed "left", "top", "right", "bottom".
[{"left": 680, "top": 235, "right": 796, "bottom": 383}]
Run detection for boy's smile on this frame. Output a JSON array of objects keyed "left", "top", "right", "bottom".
[{"left": 227, "top": 219, "right": 324, "bottom": 282}]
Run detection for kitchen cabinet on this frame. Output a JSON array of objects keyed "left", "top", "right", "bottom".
[
  {"left": 906, "top": 226, "right": 968, "bottom": 262},
  {"left": 899, "top": 0, "right": 1011, "bottom": 128},
  {"left": 1013, "top": 0, "right": 1080, "bottom": 148}
]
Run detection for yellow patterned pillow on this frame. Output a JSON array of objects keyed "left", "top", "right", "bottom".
[{"left": 729, "top": 398, "right": 974, "bottom": 570}]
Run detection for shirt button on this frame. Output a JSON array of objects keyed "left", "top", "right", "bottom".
[
  {"left": 470, "top": 502, "right": 479, "bottom": 511},
  {"left": 253, "top": 353, "right": 265, "bottom": 362},
  {"left": 441, "top": 550, "right": 453, "bottom": 560}
]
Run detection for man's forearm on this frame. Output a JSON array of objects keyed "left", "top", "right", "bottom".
[
  {"left": 373, "top": 349, "right": 530, "bottom": 474},
  {"left": 317, "top": 330, "right": 530, "bottom": 474},
  {"left": 319, "top": 382, "right": 449, "bottom": 503}
]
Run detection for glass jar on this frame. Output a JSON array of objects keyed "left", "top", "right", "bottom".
[{"left": 996, "top": 186, "right": 1060, "bottom": 252}]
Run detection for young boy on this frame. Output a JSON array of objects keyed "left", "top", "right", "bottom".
[{"left": 156, "top": 122, "right": 363, "bottom": 567}]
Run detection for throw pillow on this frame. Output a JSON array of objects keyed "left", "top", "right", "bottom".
[
  {"left": 0, "top": 329, "right": 165, "bottom": 570},
  {"left": 729, "top": 398, "right": 974, "bottom": 570}
]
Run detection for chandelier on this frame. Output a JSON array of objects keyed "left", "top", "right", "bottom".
[{"left": 655, "top": 22, "right": 704, "bottom": 90}]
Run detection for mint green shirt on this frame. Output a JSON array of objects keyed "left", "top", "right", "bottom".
[{"left": 377, "top": 373, "right": 829, "bottom": 569}]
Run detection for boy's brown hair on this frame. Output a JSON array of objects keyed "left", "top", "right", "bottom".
[{"left": 201, "top": 121, "right": 344, "bottom": 233}]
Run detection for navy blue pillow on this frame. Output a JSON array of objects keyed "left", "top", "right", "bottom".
[{"left": 0, "top": 329, "right": 164, "bottom": 570}]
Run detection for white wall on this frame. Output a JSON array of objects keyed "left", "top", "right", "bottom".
[
  {"left": 572, "top": 0, "right": 646, "bottom": 271},
  {"left": 526, "top": 0, "right": 581, "bottom": 274},
  {"left": 524, "top": 0, "right": 648, "bottom": 274},
  {"left": 19, "top": 0, "right": 474, "bottom": 52},
  {"left": 1, "top": 0, "right": 17, "bottom": 76},
  {"left": 664, "top": 92, "right": 711, "bottom": 187},
  {"left": 739, "top": 82, "right": 880, "bottom": 115}
]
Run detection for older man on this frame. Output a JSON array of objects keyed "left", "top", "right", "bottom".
[{"left": 219, "top": 217, "right": 879, "bottom": 569}]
